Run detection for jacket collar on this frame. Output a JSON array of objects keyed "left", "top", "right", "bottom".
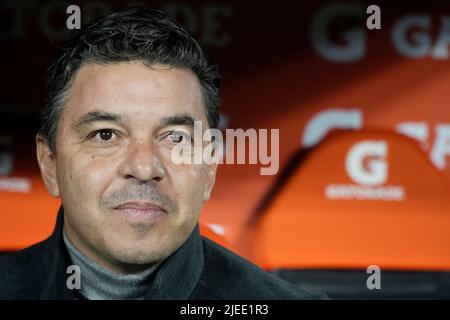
[{"left": 40, "top": 205, "right": 204, "bottom": 300}]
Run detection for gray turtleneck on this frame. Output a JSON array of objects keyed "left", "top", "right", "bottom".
[{"left": 63, "top": 231, "right": 157, "bottom": 300}]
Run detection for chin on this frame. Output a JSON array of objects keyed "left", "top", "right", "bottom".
[{"left": 106, "top": 239, "right": 174, "bottom": 266}]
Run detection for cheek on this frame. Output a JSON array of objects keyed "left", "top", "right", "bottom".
[
  {"left": 57, "top": 153, "right": 117, "bottom": 206},
  {"left": 167, "top": 164, "right": 210, "bottom": 214}
]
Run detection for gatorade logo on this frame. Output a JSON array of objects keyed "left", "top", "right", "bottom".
[
  {"left": 325, "top": 140, "right": 405, "bottom": 201},
  {"left": 346, "top": 141, "right": 387, "bottom": 186}
]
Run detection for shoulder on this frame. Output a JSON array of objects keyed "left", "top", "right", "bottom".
[
  {"left": 195, "top": 237, "right": 327, "bottom": 300},
  {"left": 0, "top": 239, "right": 51, "bottom": 299}
]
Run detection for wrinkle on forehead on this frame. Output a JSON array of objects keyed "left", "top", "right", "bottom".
[
  {"left": 61, "top": 61, "right": 208, "bottom": 132},
  {"left": 70, "top": 61, "right": 203, "bottom": 107}
]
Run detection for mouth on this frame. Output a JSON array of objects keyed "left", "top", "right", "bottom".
[{"left": 113, "top": 201, "right": 167, "bottom": 221}]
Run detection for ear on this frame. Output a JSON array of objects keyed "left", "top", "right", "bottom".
[
  {"left": 36, "top": 134, "right": 60, "bottom": 198},
  {"left": 203, "top": 163, "right": 218, "bottom": 202}
]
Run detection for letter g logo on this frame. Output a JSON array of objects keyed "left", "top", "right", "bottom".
[{"left": 345, "top": 141, "right": 388, "bottom": 186}]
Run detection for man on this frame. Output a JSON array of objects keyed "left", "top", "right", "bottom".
[{"left": 0, "top": 6, "right": 326, "bottom": 300}]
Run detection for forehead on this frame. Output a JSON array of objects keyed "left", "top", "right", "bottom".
[{"left": 63, "top": 61, "right": 206, "bottom": 126}]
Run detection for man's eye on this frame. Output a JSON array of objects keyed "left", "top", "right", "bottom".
[
  {"left": 91, "top": 129, "right": 116, "bottom": 142},
  {"left": 168, "top": 132, "right": 190, "bottom": 143}
]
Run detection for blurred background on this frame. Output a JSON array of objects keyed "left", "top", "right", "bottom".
[{"left": 1, "top": 0, "right": 450, "bottom": 299}]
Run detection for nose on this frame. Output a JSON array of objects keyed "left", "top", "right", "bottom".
[{"left": 118, "top": 140, "right": 166, "bottom": 182}]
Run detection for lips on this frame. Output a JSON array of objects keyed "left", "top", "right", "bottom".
[
  {"left": 115, "top": 201, "right": 166, "bottom": 212},
  {"left": 114, "top": 201, "right": 167, "bottom": 221}
]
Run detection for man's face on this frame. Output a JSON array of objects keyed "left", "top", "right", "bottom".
[{"left": 36, "top": 61, "right": 217, "bottom": 273}]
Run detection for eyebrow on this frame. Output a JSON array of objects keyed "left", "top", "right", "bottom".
[
  {"left": 74, "top": 111, "right": 124, "bottom": 132},
  {"left": 73, "top": 111, "right": 201, "bottom": 133},
  {"left": 159, "top": 114, "right": 199, "bottom": 128}
]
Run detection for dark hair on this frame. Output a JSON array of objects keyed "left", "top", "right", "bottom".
[{"left": 39, "top": 6, "right": 220, "bottom": 154}]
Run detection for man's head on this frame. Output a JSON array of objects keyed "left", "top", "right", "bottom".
[{"left": 36, "top": 7, "right": 220, "bottom": 274}]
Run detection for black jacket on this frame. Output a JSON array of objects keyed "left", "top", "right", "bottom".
[{"left": 0, "top": 206, "right": 326, "bottom": 300}]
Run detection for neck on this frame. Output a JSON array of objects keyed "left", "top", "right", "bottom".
[{"left": 63, "top": 231, "right": 157, "bottom": 300}]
